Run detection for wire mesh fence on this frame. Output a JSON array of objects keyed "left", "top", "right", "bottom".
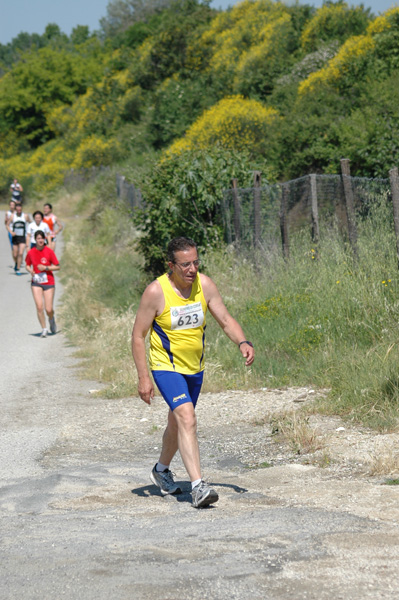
[
  {"left": 63, "top": 167, "right": 144, "bottom": 212},
  {"left": 63, "top": 166, "right": 110, "bottom": 191},
  {"left": 116, "top": 174, "right": 144, "bottom": 211},
  {"left": 63, "top": 160, "right": 399, "bottom": 267},
  {"left": 222, "top": 168, "right": 393, "bottom": 261}
]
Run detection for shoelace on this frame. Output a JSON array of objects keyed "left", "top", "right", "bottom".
[
  {"left": 161, "top": 470, "right": 177, "bottom": 484},
  {"left": 194, "top": 480, "right": 208, "bottom": 494}
]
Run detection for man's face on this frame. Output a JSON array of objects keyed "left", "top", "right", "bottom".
[
  {"left": 34, "top": 214, "right": 42, "bottom": 225},
  {"left": 170, "top": 247, "right": 200, "bottom": 285},
  {"left": 15, "top": 204, "right": 22, "bottom": 214},
  {"left": 43, "top": 205, "right": 50, "bottom": 215}
]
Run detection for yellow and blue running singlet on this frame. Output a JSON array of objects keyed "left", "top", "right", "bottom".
[{"left": 149, "top": 273, "right": 207, "bottom": 374}]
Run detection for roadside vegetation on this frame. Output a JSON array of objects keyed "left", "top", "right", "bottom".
[
  {"left": 2, "top": 1, "right": 399, "bottom": 433},
  {"left": 56, "top": 175, "right": 399, "bottom": 432}
]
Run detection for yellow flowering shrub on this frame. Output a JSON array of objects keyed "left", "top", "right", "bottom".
[
  {"left": 298, "top": 34, "right": 375, "bottom": 95},
  {"left": 194, "top": 0, "right": 289, "bottom": 80},
  {"left": 166, "top": 95, "right": 279, "bottom": 157},
  {"left": 46, "top": 105, "right": 75, "bottom": 137},
  {"left": 0, "top": 140, "right": 74, "bottom": 194},
  {"left": 298, "top": 7, "right": 399, "bottom": 97},
  {"left": 300, "top": 2, "right": 371, "bottom": 52},
  {"left": 233, "top": 13, "right": 293, "bottom": 94},
  {"left": 367, "top": 7, "right": 399, "bottom": 35},
  {"left": 72, "top": 135, "right": 122, "bottom": 169}
]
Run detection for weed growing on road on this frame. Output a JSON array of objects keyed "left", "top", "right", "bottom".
[
  {"left": 367, "top": 449, "right": 399, "bottom": 476},
  {"left": 270, "top": 410, "right": 325, "bottom": 455}
]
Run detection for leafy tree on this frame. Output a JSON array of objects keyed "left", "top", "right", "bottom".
[
  {"left": 112, "top": 20, "right": 156, "bottom": 50},
  {"left": 275, "top": 85, "right": 347, "bottom": 178},
  {"left": 148, "top": 73, "right": 219, "bottom": 148},
  {"left": 100, "top": 0, "right": 175, "bottom": 37},
  {"left": 0, "top": 32, "right": 45, "bottom": 72},
  {"left": 70, "top": 25, "right": 91, "bottom": 46},
  {"left": 0, "top": 46, "right": 105, "bottom": 148},
  {"left": 42, "top": 23, "right": 68, "bottom": 44},
  {"left": 233, "top": 13, "right": 297, "bottom": 98},
  {"left": 130, "top": 0, "right": 214, "bottom": 90},
  {"left": 332, "top": 71, "right": 399, "bottom": 177}
]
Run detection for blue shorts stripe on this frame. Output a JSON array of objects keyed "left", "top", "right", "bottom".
[{"left": 199, "top": 325, "right": 206, "bottom": 370}]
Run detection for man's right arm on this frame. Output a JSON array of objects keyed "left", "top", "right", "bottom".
[{"left": 131, "top": 281, "right": 163, "bottom": 405}]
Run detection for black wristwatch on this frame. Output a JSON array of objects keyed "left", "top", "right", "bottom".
[{"left": 239, "top": 340, "right": 253, "bottom": 348}]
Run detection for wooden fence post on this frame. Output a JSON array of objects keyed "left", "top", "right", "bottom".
[
  {"left": 310, "top": 174, "right": 319, "bottom": 245},
  {"left": 116, "top": 174, "right": 122, "bottom": 198},
  {"left": 231, "top": 178, "right": 241, "bottom": 243},
  {"left": 340, "top": 158, "right": 358, "bottom": 258},
  {"left": 253, "top": 171, "right": 262, "bottom": 247},
  {"left": 280, "top": 183, "right": 290, "bottom": 260},
  {"left": 389, "top": 167, "right": 399, "bottom": 271}
]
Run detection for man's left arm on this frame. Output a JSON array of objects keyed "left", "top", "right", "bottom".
[{"left": 201, "top": 274, "right": 254, "bottom": 366}]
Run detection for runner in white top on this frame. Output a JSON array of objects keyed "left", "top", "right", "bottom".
[
  {"left": 6, "top": 204, "right": 30, "bottom": 274},
  {"left": 26, "top": 211, "right": 51, "bottom": 249}
]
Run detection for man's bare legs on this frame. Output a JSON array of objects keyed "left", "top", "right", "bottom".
[
  {"left": 158, "top": 403, "right": 201, "bottom": 482},
  {"left": 13, "top": 243, "right": 25, "bottom": 270}
]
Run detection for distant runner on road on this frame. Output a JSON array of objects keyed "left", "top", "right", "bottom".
[
  {"left": 26, "top": 211, "right": 51, "bottom": 249},
  {"left": 10, "top": 178, "right": 23, "bottom": 203},
  {"left": 131, "top": 237, "right": 254, "bottom": 508},
  {"left": 43, "top": 203, "right": 63, "bottom": 251},
  {"left": 4, "top": 199, "right": 16, "bottom": 254},
  {"left": 7, "top": 203, "right": 30, "bottom": 274},
  {"left": 25, "top": 231, "right": 60, "bottom": 338}
]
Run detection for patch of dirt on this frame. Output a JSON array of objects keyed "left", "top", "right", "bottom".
[{"left": 43, "top": 385, "right": 399, "bottom": 495}]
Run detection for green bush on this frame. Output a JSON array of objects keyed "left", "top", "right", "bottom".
[{"left": 136, "top": 145, "right": 267, "bottom": 274}]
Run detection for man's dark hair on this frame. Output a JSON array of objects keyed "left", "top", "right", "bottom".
[
  {"left": 44, "top": 203, "right": 52, "bottom": 210},
  {"left": 34, "top": 230, "right": 46, "bottom": 240},
  {"left": 167, "top": 237, "right": 197, "bottom": 263},
  {"left": 33, "top": 210, "right": 44, "bottom": 219}
]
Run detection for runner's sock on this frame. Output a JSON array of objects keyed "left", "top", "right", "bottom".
[{"left": 191, "top": 478, "right": 201, "bottom": 490}]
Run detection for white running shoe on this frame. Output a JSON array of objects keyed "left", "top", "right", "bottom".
[
  {"left": 40, "top": 329, "right": 48, "bottom": 338},
  {"left": 191, "top": 480, "right": 219, "bottom": 508}
]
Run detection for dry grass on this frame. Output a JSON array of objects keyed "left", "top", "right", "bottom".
[
  {"left": 271, "top": 410, "right": 326, "bottom": 455},
  {"left": 367, "top": 449, "right": 399, "bottom": 477}
]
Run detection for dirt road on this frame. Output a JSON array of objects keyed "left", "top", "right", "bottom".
[{"left": 1, "top": 211, "right": 398, "bottom": 600}]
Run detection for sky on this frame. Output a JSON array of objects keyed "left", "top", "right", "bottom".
[{"left": 0, "top": 0, "right": 397, "bottom": 45}]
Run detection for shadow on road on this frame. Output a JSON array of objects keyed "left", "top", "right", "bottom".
[
  {"left": 28, "top": 331, "right": 61, "bottom": 337},
  {"left": 131, "top": 481, "right": 248, "bottom": 505}
]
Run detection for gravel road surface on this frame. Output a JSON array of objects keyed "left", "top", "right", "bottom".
[{"left": 1, "top": 211, "right": 398, "bottom": 600}]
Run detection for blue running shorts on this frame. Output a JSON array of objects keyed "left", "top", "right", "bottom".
[{"left": 151, "top": 370, "right": 204, "bottom": 411}]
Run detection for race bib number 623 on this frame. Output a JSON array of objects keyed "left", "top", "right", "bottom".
[{"left": 170, "top": 302, "right": 204, "bottom": 330}]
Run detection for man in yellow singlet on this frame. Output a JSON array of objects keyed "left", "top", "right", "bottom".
[{"left": 132, "top": 237, "right": 255, "bottom": 508}]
